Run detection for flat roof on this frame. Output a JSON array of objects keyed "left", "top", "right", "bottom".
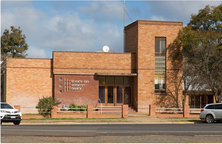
[
  {"left": 124, "top": 20, "right": 183, "bottom": 31},
  {"left": 53, "top": 51, "right": 136, "bottom": 54}
]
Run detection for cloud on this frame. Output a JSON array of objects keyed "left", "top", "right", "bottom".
[
  {"left": 150, "top": 16, "right": 166, "bottom": 21},
  {"left": 39, "top": 13, "right": 122, "bottom": 52},
  {"left": 1, "top": 1, "right": 123, "bottom": 58},
  {"left": 3, "top": 1, "right": 219, "bottom": 59},
  {"left": 79, "top": 1, "right": 124, "bottom": 21},
  {"left": 1, "top": 3, "right": 47, "bottom": 42},
  {"left": 145, "top": 1, "right": 222, "bottom": 24},
  {"left": 27, "top": 46, "right": 48, "bottom": 58}
]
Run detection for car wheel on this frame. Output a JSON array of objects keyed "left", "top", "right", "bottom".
[
  {"left": 205, "top": 115, "right": 214, "bottom": 123},
  {"left": 13, "top": 121, "right": 21, "bottom": 125}
]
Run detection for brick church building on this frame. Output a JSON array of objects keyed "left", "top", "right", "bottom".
[{"left": 1, "top": 20, "right": 191, "bottom": 113}]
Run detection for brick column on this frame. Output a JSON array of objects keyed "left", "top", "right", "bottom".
[
  {"left": 87, "top": 105, "right": 93, "bottom": 118},
  {"left": 51, "top": 106, "right": 57, "bottom": 118},
  {"left": 149, "top": 105, "right": 156, "bottom": 117},
  {"left": 122, "top": 104, "right": 128, "bottom": 118},
  {"left": 183, "top": 105, "right": 190, "bottom": 117},
  {"left": 185, "top": 95, "right": 189, "bottom": 105},
  {"left": 14, "top": 105, "right": 20, "bottom": 111}
]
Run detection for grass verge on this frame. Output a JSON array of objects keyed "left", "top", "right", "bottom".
[
  {"left": 23, "top": 118, "right": 122, "bottom": 120},
  {"left": 21, "top": 118, "right": 127, "bottom": 123},
  {"left": 161, "top": 117, "right": 199, "bottom": 119}
]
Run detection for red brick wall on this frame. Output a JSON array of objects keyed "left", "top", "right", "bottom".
[
  {"left": 53, "top": 52, "right": 136, "bottom": 74},
  {"left": 124, "top": 25, "right": 138, "bottom": 110},
  {"left": 22, "top": 115, "right": 45, "bottom": 119},
  {"left": 124, "top": 23, "right": 138, "bottom": 53},
  {"left": 125, "top": 20, "right": 183, "bottom": 113},
  {"left": 5, "top": 58, "right": 52, "bottom": 109},
  {"left": 54, "top": 75, "right": 99, "bottom": 108}
]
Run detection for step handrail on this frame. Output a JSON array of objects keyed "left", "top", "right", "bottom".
[{"left": 98, "top": 98, "right": 102, "bottom": 114}]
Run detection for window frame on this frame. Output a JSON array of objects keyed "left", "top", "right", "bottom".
[
  {"left": 155, "top": 37, "right": 166, "bottom": 55},
  {"left": 154, "top": 37, "right": 166, "bottom": 93}
]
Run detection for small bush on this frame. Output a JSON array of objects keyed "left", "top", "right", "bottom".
[
  {"left": 36, "top": 96, "right": 61, "bottom": 118},
  {"left": 80, "top": 105, "right": 87, "bottom": 111},
  {"left": 75, "top": 105, "right": 79, "bottom": 110},
  {"left": 68, "top": 104, "right": 87, "bottom": 111},
  {"left": 69, "top": 103, "right": 77, "bottom": 111}
]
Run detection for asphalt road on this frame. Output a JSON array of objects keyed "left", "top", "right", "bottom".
[{"left": 1, "top": 124, "right": 222, "bottom": 137}]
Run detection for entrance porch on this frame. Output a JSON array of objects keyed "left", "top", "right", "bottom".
[{"left": 97, "top": 75, "right": 137, "bottom": 110}]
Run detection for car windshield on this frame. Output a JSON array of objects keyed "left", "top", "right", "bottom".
[{"left": 1, "top": 103, "right": 14, "bottom": 109}]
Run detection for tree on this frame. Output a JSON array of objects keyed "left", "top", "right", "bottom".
[
  {"left": 189, "top": 5, "right": 222, "bottom": 32},
  {"left": 1, "top": 26, "right": 28, "bottom": 61},
  {"left": 166, "top": 36, "right": 200, "bottom": 107},
  {"left": 176, "top": 4, "right": 222, "bottom": 103},
  {"left": 36, "top": 96, "right": 61, "bottom": 118}
]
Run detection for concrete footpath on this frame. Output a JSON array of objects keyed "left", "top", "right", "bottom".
[{"left": 2, "top": 114, "right": 201, "bottom": 125}]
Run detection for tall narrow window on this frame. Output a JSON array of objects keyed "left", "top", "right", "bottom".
[
  {"left": 155, "top": 37, "right": 166, "bottom": 92},
  {"left": 99, "top": 86, "right": 105, "bottom": 103}
]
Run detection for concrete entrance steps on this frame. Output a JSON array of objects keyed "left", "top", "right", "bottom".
[{"left": 128, "top": 106, "right": 137, "bottom": 114}]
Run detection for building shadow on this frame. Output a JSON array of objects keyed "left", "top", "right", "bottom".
[{"left": 156, "top": 31, "right": 183, "bottom": 108}]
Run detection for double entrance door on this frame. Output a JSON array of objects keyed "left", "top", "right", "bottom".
[{"left": 99, "top": 85, "right": 132, "bottom": 106}]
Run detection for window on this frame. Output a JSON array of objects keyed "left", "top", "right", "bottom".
[
  {"left": 1, "top": 103, "right": 13, "bottom": 109},
  {"left": 117, "top": 86, "right": 123, "bottom": 103},
  {"left": 99, "top": 77, "right": 105, "bottom": 84},
  {"left": 59, "top": 90, "right": 62, "bottom": 93},
  {"left": 155, "top": 57, "right": 166, "bottom": 74},
  {"left": 189, "top": 95, "right": 209, "bottom": 108},
  {"left": 155, "top": 38, "right": 166, "bottom": 55},
  {"left": 59, "top": 84, "right": 62, "bottom": 87},
  {"left": 124, "top": 77, "right": 133, "bottom": 85},
  {"left": 116, "top": 77, "right": 123, "bottom": 84},
  {"left": 99, "top": 86, "right": 105, "bottom": 103},
  {"left": 206, "top": 105, "right": 214, "bottom": 109},
  {"left": 155, "top": 37, "right": 166, "bottom": 92},
  {"left": 59, "top": 77, "right": 62, "bottom": 81},
  {"left": 106, "top": 77, "right": 115, "bottom": 84},
  {"left": 155, "top": 77, "right": 165, "bottom": 90},
  {"left": 215, "top": 104, "right": 222, "bottom": 109},
  {"left": 98, "top": 76, "right": 133, "bottom": 85}
]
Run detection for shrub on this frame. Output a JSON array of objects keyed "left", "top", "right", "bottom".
[
  {"left": 36, "top": 96, "right": 61, "bottom": 118},
  {"left": 80, "top": 105, "right": 87, "bottom": 111},
  {"left": 75, "top": 105, "right": 79, "bottom": 110},
  {"left": 68, "top": 104, "right": 87, "bottom": 111},
  {"left": 69, "top": 103, "right": 77, "bottom": 111}
]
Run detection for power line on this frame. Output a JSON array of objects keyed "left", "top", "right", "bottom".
[
  {"left": 124, "top": 8, "right": 133, "bottom": 22},
  {"left": 123, "top": 0, "right": 133, "bottom": 26}
]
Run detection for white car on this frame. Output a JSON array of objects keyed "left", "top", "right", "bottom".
[
  {"left": 0, "top": 102, "right": 22, "bottom": 125},
  {"left": 200, "top": 103, "right": 222, "bottom": 123}
]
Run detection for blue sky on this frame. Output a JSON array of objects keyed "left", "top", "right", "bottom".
[{"left": 1, "top": 0, "right": 221, "bottom": 58}]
